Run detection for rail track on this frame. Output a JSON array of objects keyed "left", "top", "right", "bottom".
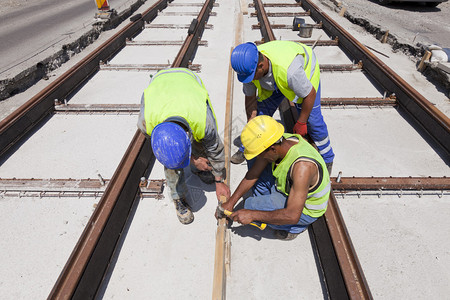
[{"left": 0, "top": 0, "right": 448, "bottom": 299}]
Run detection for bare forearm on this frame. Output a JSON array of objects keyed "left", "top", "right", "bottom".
[
  {"left": 298, "top": 89, "right": 315, "bottom": 123},
  {"left": 226, "top": 177, "right": 256, "bottom": 209},
  {"left": 245, "top": 95, "right": 257, "bottom": 121},
  {"left": 248, "top": 208, "right": 301, "bottom": 225}
]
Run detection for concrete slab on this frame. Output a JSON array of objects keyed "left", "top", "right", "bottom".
[
  {"left": 322, "top": 107, "right": 449, "bottom": 177},
  {"left": 68, "top": 71, "right": 151, "bottom": 104},
  {"left": 337, "top": 194, "right": 450, "bottom": 299},
  {"left": 314, "top": 46, "right": 353, "bottom": 64},
  {"left": 321, "top": 71, "right": 383, "bottom": 97},
  {"left": 109, "top": 46, "right": 182, "bottom": 65},
  {"left": 0, "top": 196, "right": 97, "bottom": 299},
  {"left": 0, "top": 115, "right": 137, "bottom": 179}
]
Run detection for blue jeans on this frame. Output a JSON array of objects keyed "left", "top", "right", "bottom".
[
  {"left": 239, "top": 83, "right": 334, "bottom": 164},
  {"left": 244, "top": 159, "right": 317, "bottom": 234}
]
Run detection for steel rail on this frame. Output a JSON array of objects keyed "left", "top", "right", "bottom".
[
  {"left": 48, "top": 0, "right": 216, "bottom": 298},
  {"left": 5, "top": 176, "right": 446, "bottom": 192},
  {"left": 0, "top": 0, "right": 170, "bottom": 160},
  {"left": 331, "top": 176, "right": 450, "bottom": 190},
  {"left": 298, "top": 0, "right": 450, "bottom": 157},
  {"left": 253, "top": 1, "right": 372, "bottom": 299}
]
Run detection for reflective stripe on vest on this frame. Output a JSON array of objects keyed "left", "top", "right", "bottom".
[
  {"left": 144, "top": 68, "right": 212, "bottom": 142},
  {"left": 254, "top": 41, "right": 320, "bottom": 104},
  {"left": 272, "top": 133, "right": 330, "bottom": 218},
  {"left": 305, "top": 182, "right": 331, "bottom": 210}
]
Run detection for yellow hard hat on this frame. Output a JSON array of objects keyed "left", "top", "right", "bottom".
[{"left": 241, "top": 115, "right": 285, "bottom": 160}]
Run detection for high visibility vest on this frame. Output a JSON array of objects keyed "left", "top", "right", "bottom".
[
  {"left": 254, "top": 41, "right": 320, "bottom": 104},
  {"left": 272, "top": 133, "right": 330, "bottom": 218},
  {"left": 144, "top": 68, "right": 214, "bottom": 142}
]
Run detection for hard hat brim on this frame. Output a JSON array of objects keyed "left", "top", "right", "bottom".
[{"left": 237, "top": 69, "right": 256, "bottom": 83}]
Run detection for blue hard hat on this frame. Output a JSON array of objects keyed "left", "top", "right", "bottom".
[
  {"left": 151, "top": 122, "right": 191, "bottom": 169},
  {"left": 230, "top": 42, "right": 259, "bottom": 83}
]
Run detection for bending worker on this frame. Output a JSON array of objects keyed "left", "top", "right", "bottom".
[
  {"left": 220, "top": 115, "right": 330, "bottom": 240},
  {"left": 230, "top": 40, "right": 334, "bottom": 174},
  {"left": 137, "top": 67, "right": 230, "bottom": 225}
]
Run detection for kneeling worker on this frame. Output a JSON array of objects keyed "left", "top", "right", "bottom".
[
  {"left": 220, "top": 115, "right": 330, "bottom": 240},
  {"left": 138, "top": 68, "right": 230, "bottom": 224}
]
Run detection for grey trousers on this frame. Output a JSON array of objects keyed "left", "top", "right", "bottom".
[{"left": 164, "top": 140, "right": 205, "bottom": 200}]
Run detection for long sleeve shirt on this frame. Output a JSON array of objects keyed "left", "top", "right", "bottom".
[{"left": 137, "top": 94, "right": 226, "bottom": 179}]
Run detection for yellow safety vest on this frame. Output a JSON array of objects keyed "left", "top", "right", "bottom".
[
  {"left": 272, "top": 133, "right": 330, "bottom": 218},
  {"left": 254, "top": 41, "right": 320, "bottom": 104},
  {"left": 144, "top": 68, "right": 214, "bottom": 142}
]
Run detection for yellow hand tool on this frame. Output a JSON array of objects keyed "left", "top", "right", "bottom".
[{"left": 222, "top": 209, "right": 267, "bottom": 230}]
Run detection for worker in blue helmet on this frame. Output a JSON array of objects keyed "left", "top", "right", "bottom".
[
  {"left": 137, "top": 68, "right": 230, "bottom": 224},
  {"left": 230, "top": 41, "right": 334, "bottom": 174}
]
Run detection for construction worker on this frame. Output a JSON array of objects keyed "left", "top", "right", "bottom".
[
  {"left": 137, "top": 67, "right": 230, "bottom": 224},
  {"left": 230, "top": 41, "right": 334, "bottom": 174},
  {"left": 219, "top": 116, "right": 330, "bottom": 240}
]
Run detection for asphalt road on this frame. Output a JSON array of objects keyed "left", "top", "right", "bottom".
[
  {"left": 339, "top": 0, "right": 450, "bottom": 49},
  {"left": 0, "top": 0, "right": 448, "bottom": 83},
  {"left": 0, "top": 0, "right": 137, "bottom": 79}
]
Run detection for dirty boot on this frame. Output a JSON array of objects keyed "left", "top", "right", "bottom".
[
  {"left": 326, "top": 162, "right": 333, "bottom": 175},
  {"left": 231, "top": 149, "right": 245, "bottom": 164},
  {"left": 274, "top": 230, "right": 300, "bottom": 241},
  {"left": 174, "top": 198, "right": 194, "bottom": 224},
  {"left": 194, "top": 171, "right": 215, "bottom": 184}
]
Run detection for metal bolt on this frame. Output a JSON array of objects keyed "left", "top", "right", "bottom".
[
  {"left": 97, "top": 173, "right": 105, "bottom": 186},
  {"left": 336, "top": 171, "right": 342, "bottom": 183},
  {"left": 140, "top": 177, "right": 148, "bottom": 188}
]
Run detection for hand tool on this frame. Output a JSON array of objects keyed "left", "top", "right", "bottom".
[{"left": 217, "top": 206, "right": 267, "bottom": 230}]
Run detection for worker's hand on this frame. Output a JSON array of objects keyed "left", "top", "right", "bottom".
[
  {"left": 191, "top": 156, "right": 212, "bottom": 171},
  {"left": 215, "top": 182, "right": 230, "bottom": 202},
  {"left": 230, "top": 209, "right": 254, "bottom": 225},
  {"left": 220, "top": 200, "right": 234, "bottom": 213},
  {"left": 293, "top": 121, "right": 307, "bottom": 136}
]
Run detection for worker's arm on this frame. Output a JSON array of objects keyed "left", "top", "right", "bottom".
[
  {"left": 230, "top": 160, "right": 315, "bottom": 225},
  {"left": 220, "top": 157, "right": 269, "bottom": 212},
  {"left": 199, "top": 103, "right": 230, "bottom": 200},
  {"left": 243, "top": 82, "right": 258, "bottom": 121},
  {"left": 137, "top": 93, "right": 149, "bottom": 136},
  {"left": 245, "top": 95, "right": 258, "bottom": 121},
  {"left": 296, "top": 87, "right": 315, "bottom": 124},
  {"left": 288, "top": 55, "right": 317, "bottom": 136}
]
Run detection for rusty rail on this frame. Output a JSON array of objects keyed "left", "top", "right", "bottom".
[
  {"left": 0, "top": 0, "right": 170, "bottom": 160},
  {"left": 253, "top": 0, "right": 372, "bottom": 298},
  {"left": 48, "top": 0, "right": 215, "bottom": 298},
  {"left": 298, "top": 0, "right": 450, "bottom": 157}
]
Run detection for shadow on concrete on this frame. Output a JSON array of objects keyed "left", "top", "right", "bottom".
[{"left": 185, "top": 168, "right": 216, "bottom": 212}]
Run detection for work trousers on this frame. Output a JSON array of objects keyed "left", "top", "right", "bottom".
[
  {"left": 239, "top": 83, "right": 334, "bottom": 163},
  {"left": 244, "top": 159, "right": 317, "bottom": 234},
  {"left": 164, "top": 140, "right": 207, "bottom": 201}
]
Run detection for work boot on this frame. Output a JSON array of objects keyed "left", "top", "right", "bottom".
[
  {"left": 173, "top": 198, "right": 194, "bottom": 224},
  {"left": 194, "top": 171, "right": 215, "bottom": 184},
  {"left": 231, "top": 150, "right": 245, "bottom": 164},
  {"left": 274, "top": 230, "right": 300, "bottom": 241},
  {"left": 326, "top": 162, "right": 333, "bottom": 175}
]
